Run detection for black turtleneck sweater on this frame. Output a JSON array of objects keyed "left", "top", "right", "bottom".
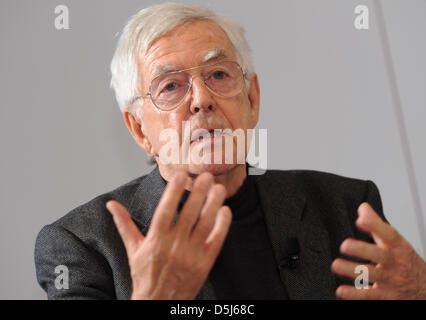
[{"left": 170, "top": 172, "right": 288, "bottom": 299}]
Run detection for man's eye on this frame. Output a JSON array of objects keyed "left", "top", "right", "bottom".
[
  {"left": 212, "top": 71, "right": 227, "bottom": 80},
  {"left": 163, "top": 82, "right": 177, "bottom": 92}
]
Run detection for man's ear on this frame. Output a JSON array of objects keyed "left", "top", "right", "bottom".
[
  {"left": 247, "top": 72, "right": 260, "bottom": 127},
  {"left": 123, "top": 110, "right": 155, "bottom": 156}
]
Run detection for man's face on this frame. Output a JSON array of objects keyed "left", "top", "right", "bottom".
[{"left": 129, "top": 20, "right": 259, "bottom": 176}]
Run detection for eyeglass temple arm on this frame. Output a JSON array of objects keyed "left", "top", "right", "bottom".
[{"left": 130, "top": 92, "right": 151, "bottom": 105}]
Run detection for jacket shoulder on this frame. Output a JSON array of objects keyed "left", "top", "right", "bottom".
[
  {"left": 34, "top": 174, "right": 149, "bottom": 299},
  {"left": 263, "top": 168, "right": 367, "bottom": 191},
  {"left": 263, "top": 168, "right": 376, "bottom": 199},
  {"left": 50, "top": 174, "right": 146, "bottom": 235},
  {"left": 35, "top": 173, "right": 150, "bottom": 268},
  {"left": 258, "top": 168, "right": 385, "bottom": 222}
]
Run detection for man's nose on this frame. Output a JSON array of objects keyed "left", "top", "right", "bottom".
[{"left": 189, "top": 76, "right": 216, "bottom": 114}]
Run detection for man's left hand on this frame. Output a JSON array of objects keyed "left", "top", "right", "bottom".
[{"left": 331, "top": 202, "right": 426, "bottom": 299}]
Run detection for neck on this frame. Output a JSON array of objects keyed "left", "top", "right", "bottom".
[{"left": 158, "top": 163, "right": 247, "bottom": 198}]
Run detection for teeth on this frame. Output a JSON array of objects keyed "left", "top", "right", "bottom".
[
  {"left": 191, "top": 129, "right": 221, "bottom": 142},
  {"left": 201, "top": 132, "right": 211, "bottom": 139},
  {"left": 192, "top": 131, "right": 208, "bottom": 142}
]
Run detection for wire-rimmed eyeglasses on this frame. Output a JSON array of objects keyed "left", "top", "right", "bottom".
[{"left": 130, "top": 60, "right": 247, "bottom": 111}]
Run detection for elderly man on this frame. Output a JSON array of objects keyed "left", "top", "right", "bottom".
[{"left": 35, "top": 3, "right": 426, "bottom": 300}]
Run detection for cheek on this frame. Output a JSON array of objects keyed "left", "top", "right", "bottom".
[
  {"left": 143, "top": 110, "right": 187, "bottom": 149},
  {"left": 163, "top": 112, "right": 187, "bottom": 137},
  {"left": 222, "top": 96, "right": 252, "bottom": 130}
]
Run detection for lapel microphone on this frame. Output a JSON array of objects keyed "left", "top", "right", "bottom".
[{"left": 280, "top": 237, "right": 300, "bottom": 270}]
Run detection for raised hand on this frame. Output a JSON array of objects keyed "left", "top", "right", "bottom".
[
  {"left": 332, "top": 202, "right": 426, "bottom": 299},
  {"left": 106, "top": 171, "right": 232, "bottom": 299}
]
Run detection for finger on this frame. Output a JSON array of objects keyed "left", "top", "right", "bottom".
[
  {"left": 204, "top": 206, "right": 232, "bottom": 263},
  {"left": 150, "top": 171, "right": 188, "bottom": 233},
  {"left": 190, "top": 184, "right": 227, "bottom": 246},
  {"left": 106, "top": 200, "right": 144, "bottom": 255},
  {"left": 331, "top": 258, "right": 380, "bottom": 283},
  {"left": 336, "top": 284, "right": 386, "bottom": 300},
  {"left": 356, "top": 203, "right": 401, "bottom": 247},
  {"left": 339, "top": 238, "right": 388, "bottom": 264},
  {"left": 175, "top": 172, "right": 214, "bottom": 240}
]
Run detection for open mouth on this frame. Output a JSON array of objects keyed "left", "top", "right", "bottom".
[{"left": 190, "top": 128, "right": 229, "bottom": 144}]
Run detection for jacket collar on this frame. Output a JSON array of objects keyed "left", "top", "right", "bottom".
[
  {"left": 127, "top": 165, "right": 337, "bottom": 299},
  {"left": 128, "top": 165, "right": 166, "bottom": 234}
]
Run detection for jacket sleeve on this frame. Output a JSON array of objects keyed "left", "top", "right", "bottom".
[
  {"left": 34, "top": 224, "right": 116, "bottom": 300},
  {"left": 364, "top": 180, "right": 388, "bottom": 224}
]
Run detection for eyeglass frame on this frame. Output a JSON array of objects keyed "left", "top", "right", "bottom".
[{"left": 130, "top": 60, "right": 248, "bottom": 111}]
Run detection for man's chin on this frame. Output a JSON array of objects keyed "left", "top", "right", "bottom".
[{"left": 187, "top": 162, "right": 238, "bottom": 176}]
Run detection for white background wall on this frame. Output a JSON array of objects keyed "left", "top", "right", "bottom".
[{"left": 0, "top": 0, "right": 425, "bottom": 299}]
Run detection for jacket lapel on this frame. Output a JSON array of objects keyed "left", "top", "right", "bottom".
[{"left": 253, "top": 171, "right": 337, "bottom": 299}]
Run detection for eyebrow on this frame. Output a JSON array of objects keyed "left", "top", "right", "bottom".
[
  {"left": 151, "top": 63, "right": 180, "bottom": 79},
  {"left": 151, "top": 48, "right": 229, "bottom": 78},
  {"left": 201, "top": 48, "right": 228, "bottom": 63}
]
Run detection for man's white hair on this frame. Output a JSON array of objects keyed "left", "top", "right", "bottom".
[{"left": 110, "top": 2, "right": 254, "bottom": 112}]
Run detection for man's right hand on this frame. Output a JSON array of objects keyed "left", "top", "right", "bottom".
[{"left": 106, "top": 171, "right": 232, "bottom": 300}]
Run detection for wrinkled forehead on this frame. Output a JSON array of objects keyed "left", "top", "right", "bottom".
[{"left": 139, "top": 20, "right": 238, "bottom": 80}]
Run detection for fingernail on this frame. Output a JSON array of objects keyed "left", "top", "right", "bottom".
[
  {"left": 337, "top": 287, "right": 349, "bottom": 298},
  {"left": 358, "top": 209, "right": 368, "bottom": 217},
  {"left": 106, "top": 201, "right": 114, "bottom": 214},
  {"left": 216, "top": 186, "right": 226, "bottom": 197}
]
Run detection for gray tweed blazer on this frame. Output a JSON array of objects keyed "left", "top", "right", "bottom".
[{"left": 34, "top": 165, "right": 385, "bottom": 299}]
